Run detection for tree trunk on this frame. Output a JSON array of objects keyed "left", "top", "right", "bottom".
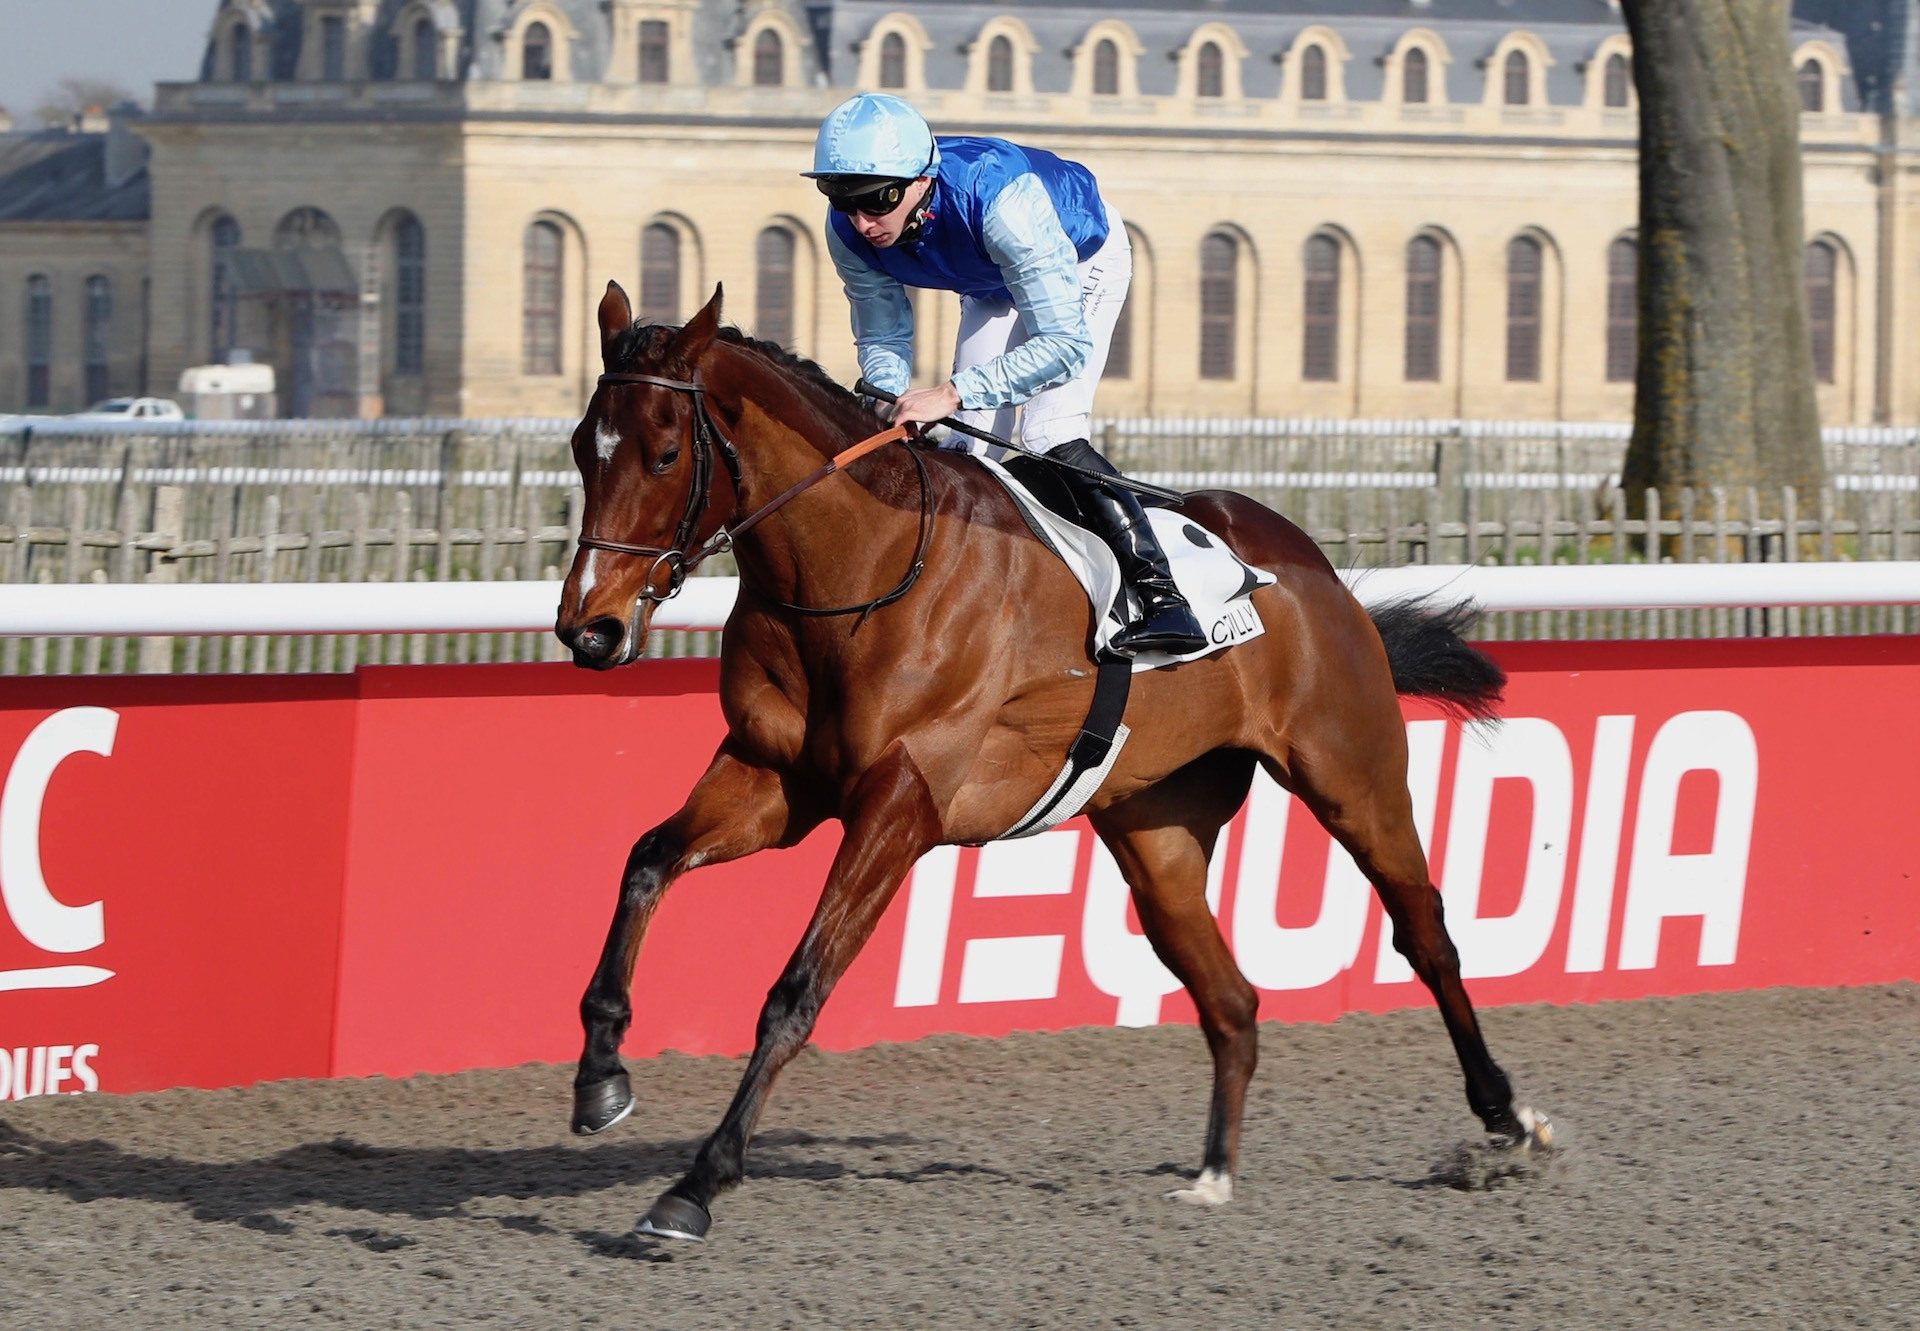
[{"left": 1619, "top": 0, "right": 1825, "bottom": 509}]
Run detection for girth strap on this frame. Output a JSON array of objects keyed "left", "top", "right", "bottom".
[{"left": 998, "top": 656, "right": 1134, "bottom": 840}]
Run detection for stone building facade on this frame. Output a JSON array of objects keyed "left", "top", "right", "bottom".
[{"left": 3, "top": 1, "right": 1915, "bottom": 422}]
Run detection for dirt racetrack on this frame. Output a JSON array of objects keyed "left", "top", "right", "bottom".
[{"left": 2, "top": 984, "right": 1915, "bottom": 1330}]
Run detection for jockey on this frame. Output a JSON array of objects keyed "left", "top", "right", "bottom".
[{"left": 804, "top": 93, "right": 1206, "bottom": 657}]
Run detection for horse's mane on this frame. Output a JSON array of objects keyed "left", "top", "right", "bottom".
[{"left": 607, "top": 321, "right": 886, "bottom": 439}]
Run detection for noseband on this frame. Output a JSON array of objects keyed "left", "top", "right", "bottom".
[{"left": 576, "top": 371, "right": 933, "bottom": 619}]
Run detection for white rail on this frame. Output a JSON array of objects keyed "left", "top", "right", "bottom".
[{"left": 5, "top": 563, "right": 1920, "bottom": 637}]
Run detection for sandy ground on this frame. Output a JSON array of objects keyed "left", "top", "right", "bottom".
[{"left": 1, "top": 984, "right": 1916, "bottom": 1330}]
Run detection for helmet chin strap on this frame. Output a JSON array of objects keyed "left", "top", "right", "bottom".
[{"left": 898, "top": 179, "right": 936, "bottom": 245}]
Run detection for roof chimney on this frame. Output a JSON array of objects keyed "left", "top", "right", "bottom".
[{"left": 104, "top": 102, "right": 147, "bottom": 189}]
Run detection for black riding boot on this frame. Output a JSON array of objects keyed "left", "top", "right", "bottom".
[{"left": 1047, "top": 439, "right": 1207, "bottom": 656}]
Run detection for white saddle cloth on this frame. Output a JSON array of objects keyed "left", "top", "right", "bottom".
[{"left": 979, "top": 457, "right": 1276, "bottom": 670}]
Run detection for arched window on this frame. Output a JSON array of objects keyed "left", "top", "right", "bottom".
[
  {"left": 640, "top": 222, "right": 681, "bottom": 323},
  {"left": 753, "top": 29, "right": 783, "bottom": 86},
  {"left": 879, "top": 32, "right": 907, "bottom": 90},
  {"left": 413, "top": 18, "right": 438, "bottom": 81},
  {"left": 1199, "top": 233, "right": 1237, "bottom": 380},
  {"left": 1197, "top": 42, "right": 1223, "bottom": 99},
  {"left": 1300, "top": 45, "right": 1327, "bottom": 102},
  {"left": 393, "top": 215, "right": 426, "bottom": 376},
  {"left": 1805, "top": 240, "right": 1837, "bottom": 384},
  {"left": 1403, "top": 47, "right": 1429, "bottom": 105},
  {"left": 1504, "top": 50, "right": 1530, "bottom": 106},
  {"left": 523, "top": 22, "right": 553, "bottom": 80},
  {"left": 1798, "top": 60, "right": 1824, "bottom": 113},
  {"left": 523, "top": 221, "right": 563, "bottom": 375},
  {"left": 25, "top": 275, "right": 52, "bottom": 408},
  {"left": 987, "top": 35, "right": 1014, "bottom": 93},
  {"left": 1405, "top": 236, "right": 1441, "bottom": 383},
  {"left": 1606, "top": 237, "right": 1637, "bottom": 383},
  {"left": 755, "top": 227, "right": 796, "bottom": 350},
  {"left": 210, "top": 215, "right": 241, "bottom": 363},
  {"left": 1505, "top": 235, "right": 1543, "bottom": 382},
  {"left": 639, "top": 19, "right": 670, "bottom": 83},
  {"left": 84, "top": 275, "right": 112, "bottom": 403},
  {"left": 1604, "top": 52, "right": 1631, "bottom": 109},
  {"left": 1093, "top": 38, "right": 1119, "bottom": 96},
  {"left": 276, "top": 206, "right": 340, "bottom": 250},
  {"left": 231, "top": 23, "right": 254, "bottom": 82},
  {"left": 1302, "top": 235, "right": 1340, "bottom": 383}
]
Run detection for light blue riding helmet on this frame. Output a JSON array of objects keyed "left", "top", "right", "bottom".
[{"left": 803, "top": 93, "right": 941, "bottom": 180}]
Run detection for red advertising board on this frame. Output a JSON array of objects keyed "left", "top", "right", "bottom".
[
  {"left": 0, "top": 676, "right": 356, "bottom": 1098},
  {"left": 2, "top": 636, "right": 1917, "bottom": 1098}
]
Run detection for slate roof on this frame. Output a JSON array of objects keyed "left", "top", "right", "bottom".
[
  {"left": 0, "top": 129, "right": 149, "bottom": 223},
  {"left": 190, "top": 0, "right": 1868, "bottom": 113}
]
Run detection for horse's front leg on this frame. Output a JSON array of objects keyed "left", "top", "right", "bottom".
[
  {"left": 637, "top": 742, "right": 941, "bottom": 1241},
  {"left": 572, "top": 742, "right": 814, "bottom": 1135}
]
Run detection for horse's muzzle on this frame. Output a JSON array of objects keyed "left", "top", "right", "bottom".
[{"left": 558, "top": 615, "right": 632, "bottom": 670}]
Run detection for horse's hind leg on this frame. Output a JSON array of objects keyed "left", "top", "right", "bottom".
[
  {"left": 1281, "top": 741, "right": 1541, "bottom": 1146},
  {"left": 1089, "top": 749, "right": 1260, "bottom": 1206},
  {"left": 572, "top": 741, "right": 815, "bottom": 1136},
  {"left": 637, "top": 741, "right": 942, "bottom": 1241}
]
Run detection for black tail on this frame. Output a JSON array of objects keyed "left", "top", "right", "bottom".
[{"left": 1368, "top": 597, "right": 1505, "bottom": 723}]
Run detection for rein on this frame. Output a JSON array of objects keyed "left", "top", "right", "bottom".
[{"left": 577, "top": 371, "right": 933, "bottom": 620}]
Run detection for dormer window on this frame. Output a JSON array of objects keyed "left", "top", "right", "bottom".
[
  {"left": 321, "top": 15, "right": 347, "bottom": 81},
  {"left": 1798, "top": 59, "right": 1824, "bottom": 113},
  {"left": 524, "top": 22, "right": 553, "bottom": 80},
  {"left": 1604, "top": 52, "right": 1630, "bottom": 108},
  {"left": 413, "top": 17, "right": 438, "bottom": 80},
  {"left": 988, "top": 35, "right": 1014, "bottom": 93},
  {"left": 231, "top": 23, "right": 254, "bottom": 82},
  {"left": 880, "top": 32, "right": 906, "bottom": 89},
  {"left": 1197, "top": 42, "right": 1223, "bottom": 98},
  {"left": 1504, "top": 50, "right": 1530, "bottom": 106},
  {"left": 753, "top": 29, "right": 782, "bottom": 86},
  {"left": 1093, "top": 38, "right": 1119, "bottom": 96},
  {"left": 1300, "top": 45, "right": 1327, "bottom": 101},
  {"left": 1404, "top": 47, "right": 1429, "bottom": 104},
  {"left": 640, "top": 19, "right": 670, "bottom": 83}
]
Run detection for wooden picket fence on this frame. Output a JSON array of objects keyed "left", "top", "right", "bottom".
[{"left": 4, "top": 415, "right": 1918, "bottom": 674}]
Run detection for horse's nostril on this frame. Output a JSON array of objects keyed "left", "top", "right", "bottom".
[{"left": 574, "top": 616, "right": 627, "bottom": 661}]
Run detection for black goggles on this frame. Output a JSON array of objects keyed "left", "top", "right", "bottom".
[{"left": 818, "top": 177, "right": 912, "bottom": 217}]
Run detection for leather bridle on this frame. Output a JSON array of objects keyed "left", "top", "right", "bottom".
[{"left": 576, "top": 371, "right": 935, "bottom": 619}]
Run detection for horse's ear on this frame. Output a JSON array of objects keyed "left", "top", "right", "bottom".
[
  {"left": 598, "top": 281, "right": 633, "bottom": 366},
  {"left": 665, "top": 282, "right": 723, "bottom": 375}
]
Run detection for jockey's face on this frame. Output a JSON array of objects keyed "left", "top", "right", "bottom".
[{"left": 851, "top": 177, "right": 932, "bottom": 248}]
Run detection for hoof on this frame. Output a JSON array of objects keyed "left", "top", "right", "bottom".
[
  {"left": 636, "top": 1193, "right": 711, "bottom": 1242},
  {"left": 571, "top": 1073, "right": 634, "bottom": 1136},
  {"left": 1517, "top": 1105, "right": 1555, "bottom": 1153},
  {"left": 1166, "top": 1167, "right": 1233, "bottom": 1207}
]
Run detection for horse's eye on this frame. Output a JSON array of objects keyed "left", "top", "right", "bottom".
[{"left": 651, "top": 448, "right": 681, "bottom": 475}]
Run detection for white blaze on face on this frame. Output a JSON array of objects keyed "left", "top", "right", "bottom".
[
  {"left": 578, "top": 419, "right": 617, "bottom": 612},
  {"left": 576, "top": 553, "right": 598, "bottom": 608},
  {"left": 594, "top": 419, "right": 621, "bottom": 464}
]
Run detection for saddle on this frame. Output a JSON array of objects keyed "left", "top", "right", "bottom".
[
  {"left": 974, "top": 453, "right": 1276, "bottom": 840},
  {"left": 981, "top": 454, "right": 1276, "bottom": 671}
]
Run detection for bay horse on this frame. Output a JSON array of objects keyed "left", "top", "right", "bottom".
[{"left": 555, "top": 281, "right": 1549, "bottom": 1241}]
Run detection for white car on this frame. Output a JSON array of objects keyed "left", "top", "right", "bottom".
[{"left": 73, "top": 397, "right": 186, "bottom": 422}]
